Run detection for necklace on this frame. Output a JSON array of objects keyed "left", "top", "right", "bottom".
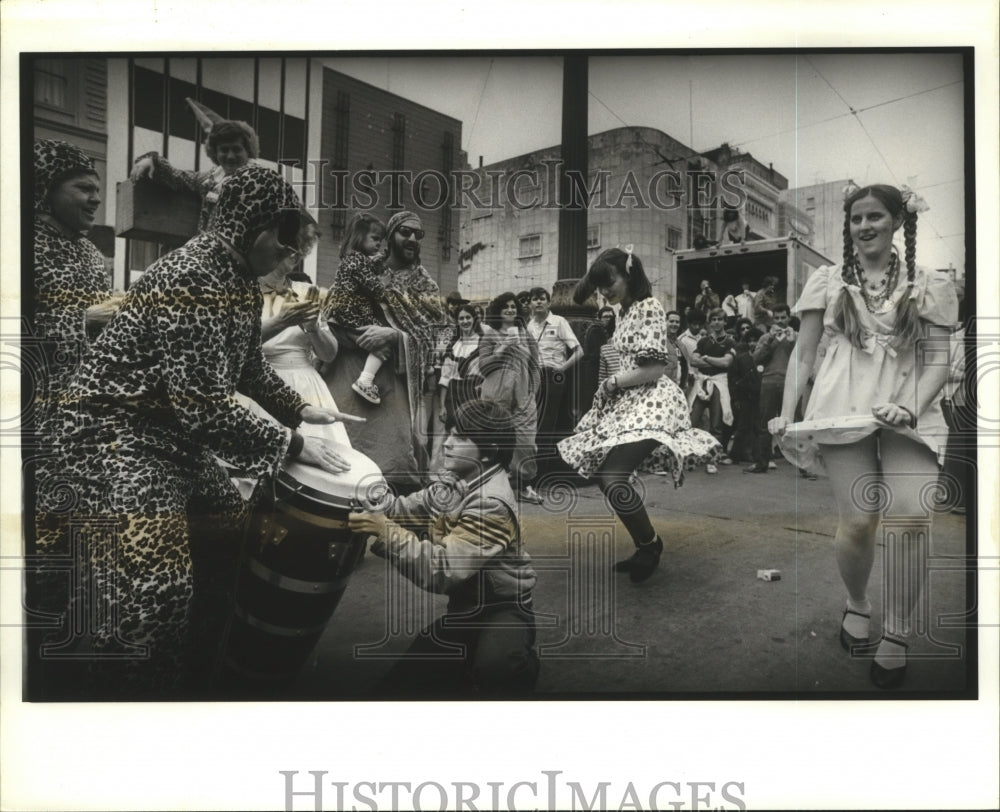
[{"left": 854, "top": 253, "right": 899, "bottom": 314}]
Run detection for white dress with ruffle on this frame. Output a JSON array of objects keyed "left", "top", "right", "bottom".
[
  {"left": 780, "top": 262, "right": 958, "bottom": 475},
  {"left": 243, "top": 282, "right": 350, "bottom": 447}
]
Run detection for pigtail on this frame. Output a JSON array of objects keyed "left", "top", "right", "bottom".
[
  {"left": 834, "top": 207, "right": 868, "bottom": 350},
  {"left": 891, "top": 212, "right": 922, "bottom": 349}
]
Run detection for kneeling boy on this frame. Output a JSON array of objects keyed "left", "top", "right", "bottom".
[{"left": 348, "top": 399, "right": 539, "bottom": 696}]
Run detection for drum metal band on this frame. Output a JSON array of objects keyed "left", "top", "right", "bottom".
[
  {"left": 273, "top": 498, "right": 350, "bottom": 530},
  {"left": 276, "top": 469, "right": 372, "bottom": 510},
  {"left": 246, "top": 557, "right": 349, "bottom": 595},
  {"left": 233, "top": 603, "right": 333, "bottom": 638}
]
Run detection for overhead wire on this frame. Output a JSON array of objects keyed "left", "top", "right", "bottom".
[
  {"left": 732, "top": 80, "right": 962, "bottom": 149},
  {"left": 544, "top": 56, "right": 965, "bottom": 267},
  {"left": 802, "top": 56, "right": 964, "bottom": 268}
]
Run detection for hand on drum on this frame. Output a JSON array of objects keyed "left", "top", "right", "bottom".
[
  {"left": 298, "top": 436, "right": 352, "bottom": 474},
  {"left": 300, "top": 405, "right": 366, "bottom": 425},
  {"left": 347, "top": 510, "right": 387, "bottom": 543}
]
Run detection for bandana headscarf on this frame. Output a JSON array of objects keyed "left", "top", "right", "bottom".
[
  {"left": 34, "top": 138, "right": 98, "bottom": 214},
  {"left": 386, "top": 210, "right": 422, "bottom": 242},
  {"left": 208, "top": 164, "right": 303, "bottom": 255}
]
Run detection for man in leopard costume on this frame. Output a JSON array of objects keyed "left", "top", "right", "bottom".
[
  {"left": 35, "top": 165, "right": 353, "bottom": 698},
  {"left": 30, "top": 138, "right": 113, "bottom": 440}
]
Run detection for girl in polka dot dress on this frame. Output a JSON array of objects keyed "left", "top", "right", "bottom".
[{"left": 558, "top": 248, "right": 720, "bottom": 583}]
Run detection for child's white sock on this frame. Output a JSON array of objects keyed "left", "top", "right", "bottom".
[{"left": 357, "top": 354, "right": 383, "bottom": 387}]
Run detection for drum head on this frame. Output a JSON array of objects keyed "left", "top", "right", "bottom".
[{"left": 278, "top": 442, "right": 387, "bottom": 509}]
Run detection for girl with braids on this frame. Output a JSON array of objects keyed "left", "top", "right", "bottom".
[
  {"left": 558, "top": 248, "right": 720, "bottom": 583},
  {"left": 769, "top": 183, "right": 958, "bottom": 689}
]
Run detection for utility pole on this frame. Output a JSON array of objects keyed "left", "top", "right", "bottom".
[{"left": 557, "top": 55, "right": 588, "bottom": 280}]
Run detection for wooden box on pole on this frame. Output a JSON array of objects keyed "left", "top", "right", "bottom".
[{"left": 115, "top": 179, "right": 200, "bottom": 246}]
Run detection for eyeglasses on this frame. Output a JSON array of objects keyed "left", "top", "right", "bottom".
[{"left": 396, "top": 226, "right": 425, "bottom": 241}]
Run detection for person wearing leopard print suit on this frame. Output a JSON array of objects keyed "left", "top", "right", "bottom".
[
  {"left": 35, "top": 165, "right": 357, "bottom": 698},
  {"left": 27, "top": 139, "right": 119, "bottom": 700},
  {"left": 30, "top": 139, "right": 116, "bottom": 442}
]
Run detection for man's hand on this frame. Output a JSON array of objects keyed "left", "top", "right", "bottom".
[{"left": 356, "top": 325, "right": 398, "bottom": 353}]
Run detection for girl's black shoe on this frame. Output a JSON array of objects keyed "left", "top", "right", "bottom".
[
  {"left": 870, "top": 636, "right": 908, "bottom": 689},
  {"left": 839, "top": 607, "right": 871, "bottom": 652},
  {"left": 630, "top": 536, "right": 663, "bottom": 583},
  {"left": 613, "top": 550, "right": 639, "bottom": 573}
]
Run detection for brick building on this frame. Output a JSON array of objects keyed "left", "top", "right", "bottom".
[{"left": 314, "top": 66, "right": 462, "bottom": 292}]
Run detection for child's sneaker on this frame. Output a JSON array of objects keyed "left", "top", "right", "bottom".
[
  {"left": 352, "top": 380, "right": 381, "bottom": 404},
  {"left": 518, "top": 485, "right": 544, "bottom": 505}
]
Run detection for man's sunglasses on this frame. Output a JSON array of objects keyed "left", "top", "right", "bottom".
[{"left": 396, "top": 226, "right": 425, "bottom": 240}]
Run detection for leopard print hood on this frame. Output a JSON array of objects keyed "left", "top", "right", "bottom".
[
  {"left": 208, "top": 165, "right": 303, "bottom": 256},
  {"left": 34, "top": 138, "right": 98, "bottom": 214}
]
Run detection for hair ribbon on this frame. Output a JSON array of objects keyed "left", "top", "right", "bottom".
[{"left": 899, "top": 185, "right": 930, "bottom": 214}]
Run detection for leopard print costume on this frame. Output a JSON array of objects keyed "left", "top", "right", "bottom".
[
  {"left": 326, "top": 250, "right": 386, "bottom": 331},
  {"left": 30, "top": 139, "right": 111, "bottom": 436},
  {"left": 36, "top": 165, "right": 309, "bottom": 697}
]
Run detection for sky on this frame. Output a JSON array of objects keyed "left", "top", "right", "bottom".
[{"left": 323, "top": 52, "right": 967, "bottom": 273}]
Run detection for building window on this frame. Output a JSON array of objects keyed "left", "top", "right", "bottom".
[
  {"left": 586, "top": 224, "right": 601, "bottom": 250},
  {"left": 518, "top": 234, "right": 542, "bottom": 259},
  {"left": 34, "top": 59, "right": 69, "bottom": 108},
  {"left": 666, "top": 226, "right": 682, "bottom": 250}
]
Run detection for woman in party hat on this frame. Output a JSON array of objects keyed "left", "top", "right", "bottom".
[{"left": 130, "top": 97, "right": 261, "bottom": 232}]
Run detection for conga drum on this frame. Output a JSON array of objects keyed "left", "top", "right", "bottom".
[{"left": 220, "top": 443, "right": 387, "bottom": 688}]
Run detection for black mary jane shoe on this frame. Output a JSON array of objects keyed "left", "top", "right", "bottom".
[
  {"left": 839, "top": 607, "right": 872, "bottom": 652},
  {"left": 869, "top": 636, "right": 908, "bottom": 690},
  {"left": 629, "top": 536, "right": 664, "bottom": 583}
]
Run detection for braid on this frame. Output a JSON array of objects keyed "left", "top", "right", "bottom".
[
  {"left": 903, "top": 212, "right": 918, "bottom": 285},
  {"left": 892, "top": 211, "right": 922, "bottom": 348},
  {"left": 835, "top": 206, "right": 866, "bottom": 348},
  {"left": 841, "top": 210, "right": 855, "bottom": 284}
]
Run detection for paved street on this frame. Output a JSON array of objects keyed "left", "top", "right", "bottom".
[{"left": 290, "top": 458, "right": 972, "bottom": 699}]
